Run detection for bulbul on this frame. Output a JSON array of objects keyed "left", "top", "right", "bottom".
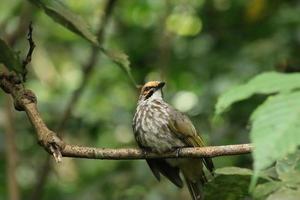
[{"left": 132, "top": 81, "right": 214, "bottom": 200}]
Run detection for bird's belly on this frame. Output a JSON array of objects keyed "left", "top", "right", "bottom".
[
  {"left": 137, "top": 129, "right": 185, "bottom": 153},
  {"left": 133, "top": 102, "right": 185, "bottom": 153}
]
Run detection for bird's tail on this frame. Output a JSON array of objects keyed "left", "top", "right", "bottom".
[
  {"left": 184, "top": 176, "right": 204, "bottom": 200},
  {"left": 181, "top": 160, "right": 207, "bottom": 200}
]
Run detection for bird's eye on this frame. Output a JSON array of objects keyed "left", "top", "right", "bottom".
[
  {"left": 144, "top": 89, "right": 154, "bottom": 99},
  {"left": 144, "top": 86, "right": 151, "bottom": 91}
]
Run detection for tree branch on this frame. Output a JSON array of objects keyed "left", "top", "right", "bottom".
[
  {"left": 0, "top": 72, "right": 65, "bottom": 162},
  {"left": 62, "top": 144, "right": 252, "bottom": 160}
]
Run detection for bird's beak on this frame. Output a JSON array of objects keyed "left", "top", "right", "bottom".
[{"left": 157, "top": 82, "right": 165, "bottom": 89}]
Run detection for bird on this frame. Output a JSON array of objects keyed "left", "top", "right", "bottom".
[{"left": 132, "top": 81, "right": 214, "bottom": 200}]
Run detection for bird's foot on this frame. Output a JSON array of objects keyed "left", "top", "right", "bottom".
[
  {"left": 175, "top": 148, "right": 181, "bottom": 158},
  {"left": 142, "top": 147, "right": 152, "bottom": 158},
  {"left": 143, "top": 150, "right": 148, "bottom": 158}
]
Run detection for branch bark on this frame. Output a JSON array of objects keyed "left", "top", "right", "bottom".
[
  {"left": 0, "top": 72, "right": 65, "bottom": 162},
  {"left": 62, "top": 144, "right": 252, "bottom": 160}
]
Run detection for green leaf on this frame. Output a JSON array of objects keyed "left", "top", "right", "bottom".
[
  {"left": 204, "top": 174, "right": 251, "bottom": 200},
  {"left": 103, "top": 49, "right": 138, "bottom": 87},
  {"left": 276, "top": 150, "right": 300, "bottom": 176},
  {"left": 0, "top": 39, "right": 22, "bottom": 72},
  {"left": 105, "top": 50, "right": 131, "bottom": 72},
  {"left": 253, "top": 152, "right": 300, "bottom": 199},
  {"left": 28, "top": 0, "right": 137, "bottom": 87},
  {"left": 251, "top": 91, "right": 300, "bottom": 173},
  {"left": 215, "top": 72, "right": 300, "bottom": 115},
  {"left": 261, "top": 166, "right": 279, "bottom": 180},
  {"left": 276, "top": 151, "right": 300, "bottom": 186},
  {"left": 253, "top": 181, "right": 282, "bottom": 200},
  {"left": 28, "top": 0, "right": 98, "bottom": 45},
  {"left": 266, "top": 188, "right": 300, "bottom": 200},
  {"left": 216, "top": 167, "right": 272, "bottom": 181},
  {"left": 215, "top": 167, "right": 254, "bottom": 176}
]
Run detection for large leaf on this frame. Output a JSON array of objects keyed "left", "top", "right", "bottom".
[
  {"left": 28, "top": 0, "right": 98, "bottom": 45},
  {"left": 208, "top": 167, "right": 282, "bottom": 199},
  {"left": 216, "top": 167, "right": 272, "bottom": 181},
  {"left": 215, "top": 167, "right": 254, "bottom": 176},
  {"left": 276, "top": 150, "right": 300, "bottom": 176},
  {"left": 215, "top": 72, "right": 300, "bottom": 115},
  {"left": 103, "top": 49, "right": 138, "bottom": 87},
  {"left": 251, "top": 91, "right": 300, "bottom": 173},
  {"left": 276, "top": 151, "right": 300, "bottom": 186},
  {"left": 104, "top": 49, "right": 130, "bottom": 72},
  {"left": 252, "top": 151, "right": 300, "bottom": 198},
  {"left": 253, "top": 181, "right": 282, "bottom": 200},
  {"left": 0, "top": 39, "right": 21, "bottom": 72},
  {"left": 204, "top": 174, "right": 251, "bottom": 200},
  {"left": 28, "top": 0, "right": 138, "bottom": 87},
  {"left": 266, "top": 188, "right": 300, "bottom": 200}
]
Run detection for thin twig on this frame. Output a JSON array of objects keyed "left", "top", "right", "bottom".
[
  {"left": 126, "top": 69, "right": 140, "bottom": 89},
  {"left": 21, "top": 22, "right": 35, "bottom": 82}
]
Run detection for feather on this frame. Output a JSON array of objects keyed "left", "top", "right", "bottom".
[
  {"left": 184, "top": 177, "right": 204, "bottom": 200},
  {"left": 168, "top": 107, "right": 215, "bottom": 174},
  {"left": 146, "top": 159, "right": 183, "bottom": 188}
]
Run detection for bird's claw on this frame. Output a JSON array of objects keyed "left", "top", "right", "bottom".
[
  {"left": 142, "top": 147, "right": 152, "bottom": 158},
  {"left": 175, "top": 148, "right": 181, "bottom": 158},
  {"left": 143, "top": 150, "right": 148, "bottom": 158}
]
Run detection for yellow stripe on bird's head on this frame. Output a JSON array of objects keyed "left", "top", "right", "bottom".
[{"left": 140, "top": 81, "right": 165, "bottom": 100}]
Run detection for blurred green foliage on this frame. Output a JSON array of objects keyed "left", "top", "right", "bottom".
[
  {"left": 1, "top": 0, "right": 300, "bottom": 199},
  {"left": 0, "top": 39, "right": 22, "bottom": 73}
]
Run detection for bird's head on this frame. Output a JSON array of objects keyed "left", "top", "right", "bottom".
[{"left": 139, "top": 81, "right": 165, "bottom": 101}]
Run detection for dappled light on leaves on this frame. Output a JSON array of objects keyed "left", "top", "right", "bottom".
[
  {"left": 172, "top": 91, "right": 198, "bottom": 112},
  {"left": 166, "top": 13, "right": 202, "bottom": 36}
]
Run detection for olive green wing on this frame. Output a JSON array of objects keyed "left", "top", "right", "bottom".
[{"left": 168, "top": 109, "right": 214, "bottom": 173}]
